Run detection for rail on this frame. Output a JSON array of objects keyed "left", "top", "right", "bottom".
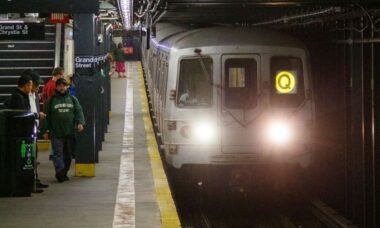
[{"left": 311, "top": 200, "right": 359, "bottom": 228}]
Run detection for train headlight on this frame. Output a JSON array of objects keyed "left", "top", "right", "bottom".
[
  {"left": 179, "top": 125, "right": 192, "bottom": 139},
  {"left": 266, "top": 120, "right": 294, "bottom": 145},
  {"left": 193, "top": 122, "right": 217, "bottom": 143},
  {"left": 180, "top": 122, "right": 217, "bottom": 143}
]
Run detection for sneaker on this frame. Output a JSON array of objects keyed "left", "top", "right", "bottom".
[
  {"left": 37, "top": 182, "right": 49, "bottom": 188},
  {"left": 32, "top": 188, "right": 44, "bottom": 193},
  {"left": 55, "top": 173, "right": 65, "bottom": 183},
  {"left": 64, "top": 175, "right": 69, "bottom": 181}
]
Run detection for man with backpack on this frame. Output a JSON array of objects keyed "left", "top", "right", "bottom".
[{"left": 41, "top": 78, "right": 85, "bottom": 182}]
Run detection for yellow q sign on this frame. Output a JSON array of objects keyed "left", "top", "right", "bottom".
[{"left": 275, "top": 71, "right": 296, "bottom": 94}]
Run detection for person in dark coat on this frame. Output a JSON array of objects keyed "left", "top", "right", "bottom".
[
  {"left": 24, "top": 70, "right": 49, "bottom": 191},
  {"left": 7, "top": 74, "right": 33, "bottom": 110},
  {"left": 21, "top": 69, "right": 46, "bottom": 119}
]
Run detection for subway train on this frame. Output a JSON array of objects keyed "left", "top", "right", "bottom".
[{"left": 141, "top": 23, "right": 315, "bottom": 179}]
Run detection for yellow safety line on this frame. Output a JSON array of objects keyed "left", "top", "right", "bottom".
[{"left": 138, "top": 62, "right": 181, "bottom": 228}]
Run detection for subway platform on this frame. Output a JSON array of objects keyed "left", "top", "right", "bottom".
[{"left": 0, "top": 62, "right": 180, "bottom": 228}]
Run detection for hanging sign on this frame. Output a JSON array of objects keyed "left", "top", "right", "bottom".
[
  {"left": 0, "top": 0, "right": 99, "bottom": 13},
  {"left": 0, "top": 23, "right": 45, "bottom": 40}
]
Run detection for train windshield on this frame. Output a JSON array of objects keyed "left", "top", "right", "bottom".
[
  {"left": 224, "top": 58, "right": 258, "bottom": 109},
  {"left": 270, "top": 57, "right": 305, "bottom": 107},
  {"left": 177, "top": 57, "right": 213, "bottom": 108}
]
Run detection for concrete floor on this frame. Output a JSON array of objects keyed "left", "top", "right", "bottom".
[{"left": 0, "top": 61, "right": 161, "bottom": 228}]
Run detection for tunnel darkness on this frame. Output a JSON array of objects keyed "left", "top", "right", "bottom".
[{"left": 284, "top": 15, "right": 380, "bottom": 227}]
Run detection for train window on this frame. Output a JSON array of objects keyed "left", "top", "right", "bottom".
[
  {"left": 229, "top": 68, "right": 246, "bottom": 88},
  {"left": 270, "top": 57, "right": 305, "bottom": 107},
  {"left": 177, "top": 57, "right": 213, "bottom": 108},
  {"left": 224, "top": 58, "right": 257, "bottom": 109}
]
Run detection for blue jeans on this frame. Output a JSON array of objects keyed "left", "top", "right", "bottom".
[{"left": 51, "top": 136, "right": 75, "bottom": 175}]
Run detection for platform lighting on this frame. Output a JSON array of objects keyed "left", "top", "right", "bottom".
[
  {"left": 266, "top": 120, "right": 294, "bottom": 145},
  {"left": 117, "top": 0, "right": 132, "bottom": 29}
]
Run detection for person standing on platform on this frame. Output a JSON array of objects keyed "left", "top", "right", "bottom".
[
  {"left": 68, "top": 74, "right": 77, "bottom": 96},
  {"left": 23, "top": 69, "right": 49, "bottom": 192},
  {"left": 41, "top": 67, "right": 64, "bottom": 103},
  {"left": 41, "top": 67, "right": 64, "bottom": 160},
  {"left": 113, "top": 43, "right": 126, "bottom": 78},
  {"left": 41, "top": 78, "right": 85, "bottom": 182},
  {"left": 5, "top": 74, "right": 33, "bottom": 110}
]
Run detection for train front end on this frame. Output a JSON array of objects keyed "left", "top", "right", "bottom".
[{"left": 164, "top": 45, "right": 314, "bottom": 170}]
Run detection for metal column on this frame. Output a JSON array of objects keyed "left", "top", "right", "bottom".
[{"left": 73, "top": 14, "right": 98, "bottom": 176}]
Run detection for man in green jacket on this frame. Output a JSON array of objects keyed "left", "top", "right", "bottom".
[{"left": 42, "top": 78, "right": 85, "bottom": 182}]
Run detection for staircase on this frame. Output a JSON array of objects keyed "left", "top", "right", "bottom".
[{"left": 0, "top": 24, "right": 57, "bottom": 108}]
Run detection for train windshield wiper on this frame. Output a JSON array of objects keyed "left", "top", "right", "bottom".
[{"left": 196, "top": 52, "right": 213, "bottom": 86}]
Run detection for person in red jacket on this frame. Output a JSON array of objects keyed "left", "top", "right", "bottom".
[
  {"left": 41, "top": 67, "right": 64, "bottom": 103},
  {"left": 113, "top": 43, "right": 126, "bottom": 78}
]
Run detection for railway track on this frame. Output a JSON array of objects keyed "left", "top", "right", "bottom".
[{"left": 172, "top": 177, "right": 326, "bottom": 228}]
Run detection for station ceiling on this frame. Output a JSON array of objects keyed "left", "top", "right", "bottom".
[{"left": 130, "top": 0, "right": 380, "bottom": 28}]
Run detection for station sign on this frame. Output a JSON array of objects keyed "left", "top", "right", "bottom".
[
  {"left": 0, "top": 23, "right": 45, "bottom": 40},
  {"left": 75, "top": 54, "right": 108, "bottom": 69},
  {"left": 0, "top": 0, "right": 99, "bottom": 13}
]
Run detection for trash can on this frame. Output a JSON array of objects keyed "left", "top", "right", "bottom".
[{"left": 0, "top": 110, "right": 37, "bottom": 197}]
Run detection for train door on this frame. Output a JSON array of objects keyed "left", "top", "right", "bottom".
[{"left": 221, "top": 55, "right": 261, "bottom": 154}]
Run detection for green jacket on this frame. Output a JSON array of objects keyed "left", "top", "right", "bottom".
[
  {"left": 113, "top": 49, "right": 124, "bottom": 62},
  {"left": 42, "top": 92, "right": 85, "bottom": 138}
]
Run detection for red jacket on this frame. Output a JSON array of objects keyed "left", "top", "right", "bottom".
[{"left": 41, "top": 79, "right": 56, "bottom": 103}]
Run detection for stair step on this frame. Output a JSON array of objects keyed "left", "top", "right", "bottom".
[
  {"left": 0, "top": 50, "right": 54, "bottom": 59},
  {"left": 0, "top": 49, "right": 54, "bottom": 52},
  {"left": 0, "top": 60, "right": 54, "bottom": 67},
  {"left": 0, "top": 87, "right": 17, "bottom": 94},
  {"left": 0, "top": 42, "right": 55, "bottom": 50},
  {"left": 0, "top": 76, "right": 50, "bottom": 84},
  {"left": 0, "top": 67, "right": 53, "bottom": 76},
  {"left": 44, "top": 34, "right": 56, "bottom": 42},
  {"left": 0, "top": 94, "right": 11, "bottom": 104},
  {"left": 44, "top": 24, "right": 56, "bottom": 33},
  {"left": 0, "top": 58, "right": 54, "bottom": 61},
  {"left": 0, "top": 85, "right": 16, "bottom": 87},
  {"left": 0, "top": 41, "right": 54, "bottom": 43}
]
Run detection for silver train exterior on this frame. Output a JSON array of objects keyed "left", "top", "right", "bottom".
[{"left": 141, "top": 23, "right": 315, "bottom": 170}]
